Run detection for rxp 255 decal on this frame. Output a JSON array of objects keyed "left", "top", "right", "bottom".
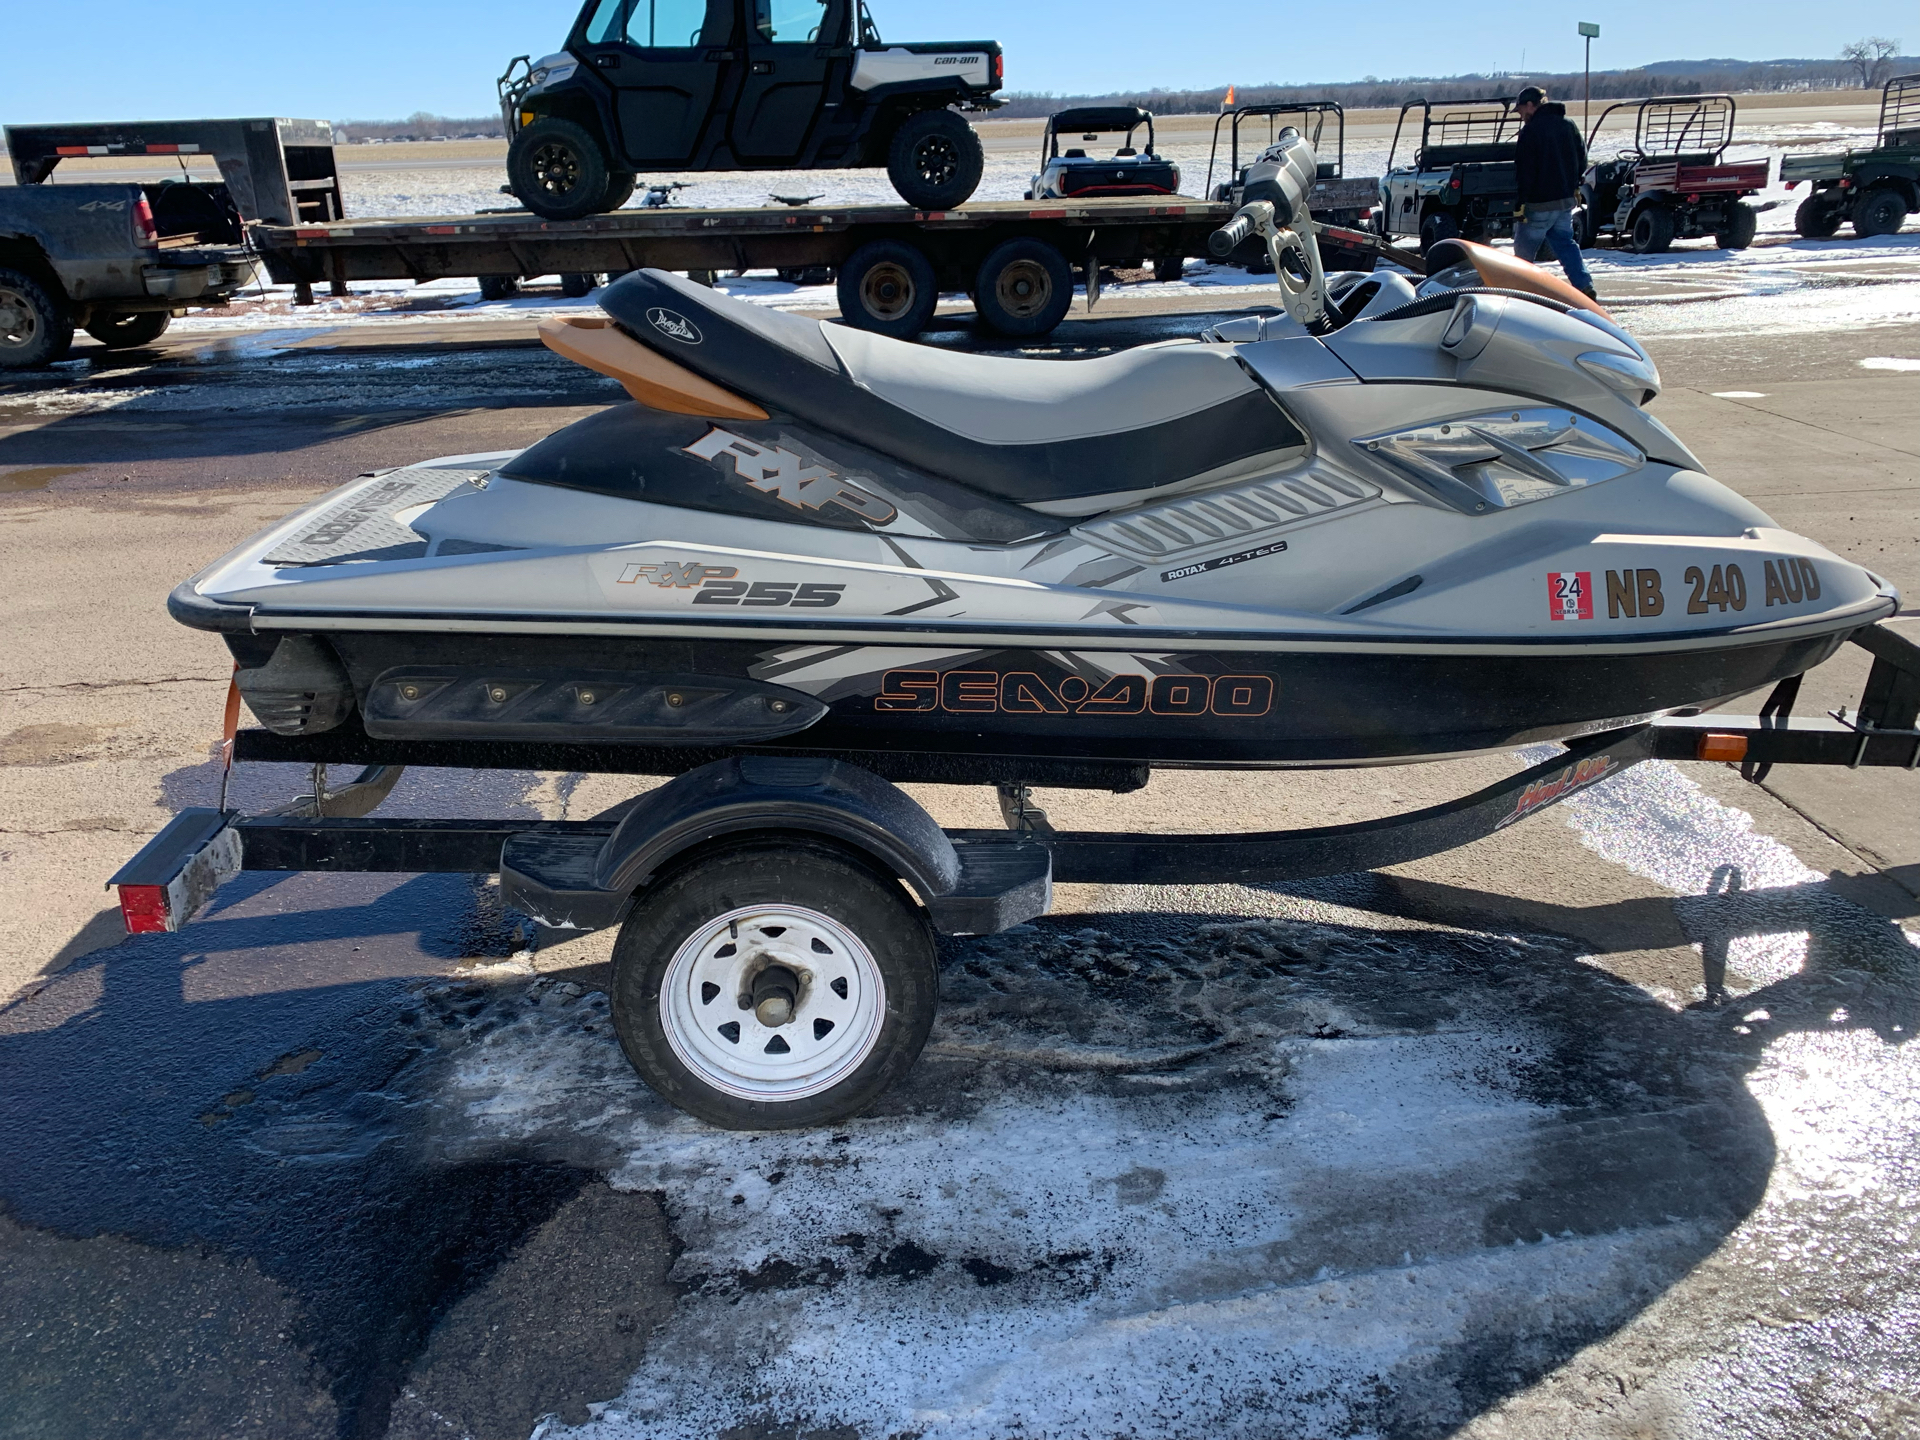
[
  {"left": 683, "top": 429, "right": 898, "bottom": 525},
  {"left": 877, "top": 670, "right": 1274, "bottom": 717}
]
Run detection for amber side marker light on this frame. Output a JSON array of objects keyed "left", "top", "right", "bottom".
[{"left": 1696, "top": 733, "right": 1749, "bottom": 762}]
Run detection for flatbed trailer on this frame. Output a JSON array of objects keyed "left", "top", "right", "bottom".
[
  {"left": 251, "top": 196, "right": 1236, "bottom": 337},
  {"left": 108, "top": 619, "right": 1917, "bottom": 1127}
]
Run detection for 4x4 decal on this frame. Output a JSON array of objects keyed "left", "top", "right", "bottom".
[{"left": 684, "top": 428, "right": 898, "bottom": 525}]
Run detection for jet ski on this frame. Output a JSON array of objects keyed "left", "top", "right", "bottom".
[{"left": 173, "top": 134, "right": 1897, "bottom": 770}]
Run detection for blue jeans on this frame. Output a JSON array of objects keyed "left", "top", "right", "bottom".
[{"left": 1512, "top": 204, "right": 1594, "bottom": 293}]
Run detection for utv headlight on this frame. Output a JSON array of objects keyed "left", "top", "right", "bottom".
[
  {"left": 1355, "top": 407, "right": 1644, "bottom": 514},
  {"left": 1576, "top": 349, "right": 1662, "bottom": 403}
]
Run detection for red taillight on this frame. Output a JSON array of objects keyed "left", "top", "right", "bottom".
[
  {"left": 118, "top": 884, "right": 170, "bottom": 934},
  {"left": 993, "top": 52, "right": 1003, "bottom": 82},
  {"left": 132, "top": 196, "right": 159, "bottom": 248}
]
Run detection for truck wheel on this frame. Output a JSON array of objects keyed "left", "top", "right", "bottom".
[
  {"left": 1716, "top": 200, "right": 1758, "bottom": 250},
  {"left": 1794, "top": 195, "right": 1842, "bottom": 239},
  {"left": 83, "top": 309, "right": 171, "bottom": 349},
  {"left": 1153, "top": 255, "right": 1186, "bottom": 283},
  {"left": 1628, "top": 206, "right": 1674, "bottom": 254},
  {"left": 559, "top": 272, "right": 600, "bottom": 298},
  {"left": 0, "top": 268, "right": 73, "bottom": 370},
  {"left": 477, "top": 275, "right": 521, "bottom": 301},
  {"left": 507, "top": 117, "right": 613, "bottom": 221},
  {"left": 1851, "top": 186, "right": 1909, "bottom": 238},
  {"left": 974, "top": 238, "right": 1073, "bottom": 336},
  {"left": 1418, "top": 210, "right": 1458, "bottom": 253},
  {"left": 608, "top": 839, "right": 939, "bottom": 1130},
  {"left": 886, "top": 109, "right": 984, "bottom": 210},
  {"left": 836, "top": 239, "right": 938, "bottom": 338}
]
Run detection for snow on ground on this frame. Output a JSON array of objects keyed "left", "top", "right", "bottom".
[{"left": 416, "top": 758, "right": 1919, "bottom": 1440}]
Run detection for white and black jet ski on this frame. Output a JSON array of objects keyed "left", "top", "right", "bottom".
[{"left": 172, "top": 135, "right": 1898, "bottom": 769}]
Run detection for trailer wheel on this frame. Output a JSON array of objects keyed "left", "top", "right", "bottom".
[
  {"left": 836, "top": 240, "right": 938, "bottom": 338},
  {"left": 0, "top": 267, "right": 73, "bottom": 370},
  {"left": 973, "top": 238, "right": 1074, "bottom": 336},
  {"left": 559, "top": 272, "right": 600, "bottom": 298},
  {"left": 886, "top": 109, "right": 985, "bottom": 209},
  {"left": 1851, "top": 186, "right": 1909, "bottom": 238},
  {"left": 1418, "top": 210, "right": 1458, "bottom": 253},
  {"left": 1153, "top": 255, "right": 1186, "bottom": 283},
  {"left": 608, "top": 839, "right": 938, "bottom": 1130},
  {"left": 1794, "top": 195, "right": 1842, "bottom": 239},
  {"left": 478, "top": 275, "right": 521, "bottom": 301},
  {"left": 507, "top": 116, "right": 613, "bottom": 221},
  {"left": 1716, "top": 200, "right": 1758, "bottom": 251},
  {"left": 83, "top": 309, "right": 171, "bottom": 349},
  {"left": 1628, "top": 206, "right": 1674, "bottom": 254}
]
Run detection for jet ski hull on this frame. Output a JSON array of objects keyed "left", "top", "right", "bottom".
[{"left": 220, "top": 621, "right": 1857, "bottom": 768}]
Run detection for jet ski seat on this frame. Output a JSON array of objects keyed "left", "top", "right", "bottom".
[{"left": 598, "top": 268, "right": 1306, "bottom": 506}]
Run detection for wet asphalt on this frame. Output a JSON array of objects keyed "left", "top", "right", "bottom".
[{"left": 3, "top": 281, "right": 1920, "bottom": 1440}]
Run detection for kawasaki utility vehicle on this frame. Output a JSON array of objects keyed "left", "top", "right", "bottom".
[
  {"left": 1379, "top": 95, "right": 1521, "bottom": 252},
  {"left": 1579, "top": 95, "right": 1770, "bottom": 253},
  {"left": 500, "top": 0, "right": 1003, "bottom": 220}
]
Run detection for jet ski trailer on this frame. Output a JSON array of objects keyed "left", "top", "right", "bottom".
[{"left": 113, "top": 135, "right": 1914, "bottom": 1128}]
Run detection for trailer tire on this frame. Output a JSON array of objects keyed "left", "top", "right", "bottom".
[
  {"left": 1716, "top": 200, "right": 1758, "bottom": 250},
  {"left": 1153, "top": 255, "right": 1185, "bottom": 283},
  {"left": 508, "top": 116, "right": 613, "bottom": 221},
  {"left": 1628, "top": 206, "right": 1674, "bottom": 254},
  {"left": 886, "top": 108, "right": 984, "bottom": 209},
  {"left": 609, "top": 838, "right": 938, "bottom": 1130},
  {"left": 1794, "top": 195, "right": 1842, "bottom": 238},
  {"left": 1851, "top": 186, "right": 1909, "bottom": 238},
  {"left": 973, "top": 238, "right": 1074, "bottom": 336},
  {"left": 836, "top": 239, "right": 938, "bottom": 338},
  {"left": 478, "top": 275, "right": 521, "bottom": 301},
  {"left": 559, "top": 272, "right": 600, "bottom": 298},
  {"left": 83, "top": 309, "right": 171, "bottom": 349},
  {"left": 1418, "top": 210, "right": 1458, "bottom": 253},
  {"left": 0, "top": 267, "right": 73, "bottom": 370}
]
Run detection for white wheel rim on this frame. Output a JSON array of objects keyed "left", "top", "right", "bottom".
[{"left": 660, "top": 904, "right": 886, "bottom": 1103}]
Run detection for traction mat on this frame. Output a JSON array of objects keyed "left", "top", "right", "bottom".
[{"left": 264, "top": 467, "right": 489, "bottom": 566}]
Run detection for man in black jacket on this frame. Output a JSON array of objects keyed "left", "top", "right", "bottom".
[{"left": 1512, "top": 86, "right": 1597, "bottom": 300}]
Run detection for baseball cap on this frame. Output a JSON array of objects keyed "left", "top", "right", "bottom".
[{"left": 1516, "top": 86, "right": 1547, "bottom": 107}]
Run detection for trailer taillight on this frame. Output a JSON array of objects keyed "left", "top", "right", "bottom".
[
  {"left": 132, "top": 196, "right": 159, "bottom": 248},
  {"left": 993, "top": 53, "right": 1002, "bottom": 82},
  {"left": 117, "top": 884, "right": 171, "bottom": 934}
]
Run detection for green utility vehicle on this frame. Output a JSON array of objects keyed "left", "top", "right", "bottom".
[{"left": 1781, "top": 72, "right": 1920, "bottom": 238}]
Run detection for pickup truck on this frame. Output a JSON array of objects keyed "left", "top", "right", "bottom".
[{"left": 2, "top": 118, "right": 341, "bottom": 368}]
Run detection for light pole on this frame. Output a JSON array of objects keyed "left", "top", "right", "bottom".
[{"left": 1579, "top": 22, "right": 1600, "bottom": 134}]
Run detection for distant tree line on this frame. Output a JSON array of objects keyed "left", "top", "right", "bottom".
[
  {"left": 334, "top": 111, "right": 506, "bottom": 143},
  {"left": 993, "top": 51, "right": 1917, "bottom": 120}
]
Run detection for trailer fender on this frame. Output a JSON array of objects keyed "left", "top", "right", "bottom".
[{"left": 508, "top": 757, "right": 963, "bottom": 932}]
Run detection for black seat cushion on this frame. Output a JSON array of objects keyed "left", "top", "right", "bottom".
[{"left": 598, "top": 269, "right": 1304, "bottom": 506}]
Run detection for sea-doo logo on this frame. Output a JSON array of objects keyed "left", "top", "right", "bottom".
[
  {"left": 877, "top": 669, "right": 1273, "bottom": 717},
  {"left": 683, "top": 428, "right": 898, "bottom": 525},
  {"left": 646, "top": 307, "right": 702, "bottom": 344},
  {"left": 617, "top": 560, "right": 737, "bottom": 587}
]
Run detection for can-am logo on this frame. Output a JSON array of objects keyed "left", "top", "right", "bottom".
[{"left": 646, "top": 308, "right": 702, "bottom": 344}]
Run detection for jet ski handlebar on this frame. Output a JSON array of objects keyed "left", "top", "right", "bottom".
[{"left": 1208, "top": 208, "right": 1258, "bottom": 257}]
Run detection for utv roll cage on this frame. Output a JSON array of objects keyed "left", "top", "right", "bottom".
[
  {"left": 1205, "top": 101, "right": 1345, "bottom": 194},
  {"left": 1584, "top": 94, "right": 1735, "bottom": 162},
  {"left": 1040, "top": 106, "right": 1158, "bottom": 168},
  {"left": 1388, "top": 95, "right": 1520, "bottom": 171}
]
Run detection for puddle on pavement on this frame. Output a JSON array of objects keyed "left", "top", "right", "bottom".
[{"left": 0, "top": 465, "right": 86, "bottom": 493}]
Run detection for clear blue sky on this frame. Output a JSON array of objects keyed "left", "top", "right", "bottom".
[{"left": 4, "top": 0, "right": 1910, "bottom": 122}]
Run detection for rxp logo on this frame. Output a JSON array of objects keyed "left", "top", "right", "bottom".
[{"left": 646, "top": 308, "right": 702, "bottom": 344}]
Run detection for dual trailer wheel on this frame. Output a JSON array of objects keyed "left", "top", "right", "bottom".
[
  {"left": 609, "top": 840, "right": 939, "bottom": 1130},
  {"left": 835, "top": 235, "right": 1076, "bottom": 339}
]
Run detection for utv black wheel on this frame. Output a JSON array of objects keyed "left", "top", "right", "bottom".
[
  {"left": 477, "top": 275, "right": 521, "bottom": 301},
  {"left": 603, "top": 172, "right": 637, "bottom": 211},
  {"left": 1573, "top": 204, "right": 1598, "bottom": 249},
  {"left": 83, "top": 309, "right": 171, "bottom": 349},
  {"left": 1628, "top": 206, "right": 1674, "bottom": 254},
  {"left": 886, "top": 109, "right": 984, "bottom": 209},
  {"left": 559, "top": 272, "right": 600, "bottom": 298},
  {"left": 1153, "top": 255, "right": 1186, "bottom": 283},
  {"left": 1794, "top": 195, "right": 1842, "bottom": 239},
  {"left": 609, "top": 840, "right": 939, "bottom": 1130},
  {"left": 1852, "top": 186, "right": 1909, "bottom": 238},
  {"left": 836, "top": 239, "right": 938, "bottom": 338},
  {"left": 1418, "top": 210, "right": 1458, "bottom": 253},
  {"left": 507, "top": 117, "right": 612, "bottom": 221},
  {"left": 0, "top": 267, "right": 73, "bottom": 370},
  {"left": 973, "top": 237, "right": 1073, "bottom": 336},
  {"left": 1716, "top": 200, "right": 1758, "bottom": 250}
]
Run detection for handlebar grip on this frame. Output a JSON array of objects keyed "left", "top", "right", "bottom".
[{"left": 1209, "top": 213, "right": 1255, "bottom": 257}]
